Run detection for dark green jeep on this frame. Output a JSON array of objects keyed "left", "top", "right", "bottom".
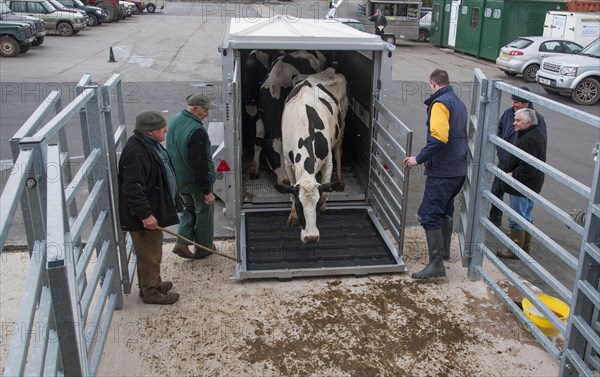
[{"left": 0, "top": 19, "right": 35, "bottom": 56}]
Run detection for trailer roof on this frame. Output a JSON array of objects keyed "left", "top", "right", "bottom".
[{"left": 221, "top": 16, "right": 395, "bottom": 51}]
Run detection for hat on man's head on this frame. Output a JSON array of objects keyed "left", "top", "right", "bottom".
[
  {"left": 186, "top": 93, "right": 217, "bottom": 109},
  {"left": 135, "top": 111, "right": 166, "bottom": 132},
  {"left": 511, "top": 87, "right": 531, "bottom": 103}
]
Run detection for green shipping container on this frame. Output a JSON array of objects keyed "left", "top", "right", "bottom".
[
  {"left": 453, "top": 0, "right": 566, "bottom": 60},
  {"left": 430, "top": 0, "right": 453, "bottom": 47}
]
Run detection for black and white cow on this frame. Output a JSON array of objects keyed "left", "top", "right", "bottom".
[
  {"left": 250, "top": 50, "right": 327, "bottom": 184},
  {"left": 275, "top": 68, "right": 349, "bottom": 243}
]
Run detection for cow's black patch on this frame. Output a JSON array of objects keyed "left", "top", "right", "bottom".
[
  {"left": 306, "top": 105, "right": 325, "bottom": 130},
  {"left": 294, "top": 197, "right": 306, "bottom": 230},
  {"left": 288, "top": 151, "right": 295, "bottom": 164},
  {"left": 295, "top": 153, "right": 301, "bottom": 163},
  {"left": 314, "top": 132, "right": 329, "bottom": 160},
  {"left": 303, "top": 156, "right": 315, "bottom": 174},
  {"left": 318, "top": 97, "right": 333, "bottom": 114},
  {"left": 281, "top": 54, "right": 318, "bottom": 75},
  {"left": 286, "top": 80, "right": 312, "bottom": 103},
  {"left": 316, "top": 84, "right": 339, "bottom": 106}
]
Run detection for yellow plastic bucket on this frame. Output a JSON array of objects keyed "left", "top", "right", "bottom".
[{"left": 522, "top": 294, "right": 570, "bottom": 337}]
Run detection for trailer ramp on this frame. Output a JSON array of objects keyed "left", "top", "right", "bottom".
[{"left": 235, "top": 207, "right": 406, "bottom": 280}]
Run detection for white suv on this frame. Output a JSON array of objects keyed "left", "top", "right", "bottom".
[{"left": 536, "top": 38, "right": 600, "bottom": 106}]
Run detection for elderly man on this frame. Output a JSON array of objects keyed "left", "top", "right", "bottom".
[
  {"left": 489, "top": 88, "right": 547, "bottom": 227},
  {"left": 166, "top": 93, "right": 218, "bottom": 259},
  {"left": 497, "top": 107, "right": 547, "bottom": 259},
  {"left": 118, "top": 111, "right": 180, "bottom": 305}
]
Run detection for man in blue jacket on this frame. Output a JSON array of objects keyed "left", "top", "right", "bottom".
[
  {"left": 404, "top": 69, "right": 468, "bottom": 279},
  {"left": 489, "top": 88, "right": 547, "bottom": 227},
  {"left": 167, "top": 93, "right": 218, "bottom": 259}
]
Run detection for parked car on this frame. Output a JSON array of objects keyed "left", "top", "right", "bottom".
[
  {"left": 83, "top": 0, "right": 123, "bottom": 23},
  {"left": 0, "top": 18, "right": 34, "bottom": 56},
  {"left": 119, "top": 0, "right": 134, "bottom": 16},
  {"left": 536, "top": 37, "right": 600, "bottom": 106},
  {"left": 418, "top": 11, "right": 431, "bottom": 42},
  {"left": 0, "top": 0, "right": 45, "bottom": 45},
  {"left": 495, "top": 36, "right": 584, "bottom": 82},
  {"left": 143, "top": 0, "right": 161, "bottom": 13},
  {"left": 56, "top": 0, "right": 107, "bottom": 26},
  {"left": 420, "top": 6, "right": 431, "bottom": 19},
  {"left": 47, "top": 0, "right": 88, "bottom": 25},
  {"left": 125, "top": 0, "right": 142, "bottom": 13},
  {"left": 8, "top": 0, "right": 86, "bottom": 36}
]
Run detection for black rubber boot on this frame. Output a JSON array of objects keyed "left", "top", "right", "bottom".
[
  {"left": 412, "top": 229, "right": 446, "bottom": 279},
  {"left": 440, "top": 217, "right": 453, "bottom": 261},
  {"left": 523, "top": 232, "right": 532, "bottom": 253}
]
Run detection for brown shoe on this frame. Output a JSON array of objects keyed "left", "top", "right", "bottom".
[
  {"left": 142, "top": 291, "right": 179, "bottom": 305},
  {"left": 172, "top": 245, "right": 197, "bottom": 259},
  {"left": 139, "top": 281, "right": 173, "bottom": 298}
]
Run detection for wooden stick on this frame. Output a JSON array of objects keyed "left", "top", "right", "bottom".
[{"left": 157, "top": 226, "right": 239, "bottom": 262}]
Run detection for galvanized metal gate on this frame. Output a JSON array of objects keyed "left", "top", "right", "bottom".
[
  {"left": 0, "top": 74, "right": 132, "bottom": 376},
  {"left": 460, "top": 68, "right": 600, "bottom": 375}
]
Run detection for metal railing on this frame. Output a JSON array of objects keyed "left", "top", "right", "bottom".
[
  {"left": 1, "top": 74, "right": 127, "bottom": 376},
  {"left": 461, "top": 68, "right": 600, "bottom": 375}
]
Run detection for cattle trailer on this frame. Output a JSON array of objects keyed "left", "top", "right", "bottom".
[{"left": 215, "top": 16, "right": 413, "bottom": 280}]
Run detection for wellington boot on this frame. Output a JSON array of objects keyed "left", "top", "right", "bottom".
[
  {"left": 496, "top": 229, "right": 526, "bottom": 259},
  {"left": 142, "top": 291, "right": 180, "bottom": 305},
  {"left": 440, "top": 217, "right": 453, "bottom": 261},
  {"left": 139, "top": 281, "right": 173, "bottom": 298},
  {"left": 412, "top": 229, "right": 446, "bottom": 279},
  {"left": 523, "top": 232, "right": 532, "bottom": 253}
]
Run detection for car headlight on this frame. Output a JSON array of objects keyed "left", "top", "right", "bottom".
[
  {"left": 96, "top": 9, "right": 102, "bottom": 14},
  {"left": 560, "top": 66, "right": 578, "bottom": 76}
]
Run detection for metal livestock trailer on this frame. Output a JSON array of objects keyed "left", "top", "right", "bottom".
[{"left": 212, "top": 16, "right": 413, "bottom": 280}]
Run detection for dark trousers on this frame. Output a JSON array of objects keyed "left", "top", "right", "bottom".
[
  {"left": 489, "top": 170, "right": 505, "bottom": 221},
  {"left": 418, "top": 175, "right": 466, "bottom": 230},
  {"left": 130, "top": 229, "right": 164, "bottom": 296}
]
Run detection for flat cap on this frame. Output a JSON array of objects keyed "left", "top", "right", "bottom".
[
  {"left": 511, "top": 87, "right": 531, "bottom": 103},
  {"left": 186, "top": 93, "right": 217, "bottom": 109},
  {"left": 135, "top": 111, "right": 166, "bottom": 132}
]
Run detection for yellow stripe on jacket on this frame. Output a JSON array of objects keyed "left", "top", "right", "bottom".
[{"left": 430, "top": 102, "right": 450, "bottom": 144}]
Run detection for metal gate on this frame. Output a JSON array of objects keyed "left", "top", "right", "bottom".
[
  {"left": 0, "top": 74, "right": 130, "bottom": 376},
  {"left": 460, "top": 68, "right": 600, "bottom": 374}
]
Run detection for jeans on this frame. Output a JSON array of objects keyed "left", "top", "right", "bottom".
[
  {"left": 508, "top": 195, "right": 534, "bottom": 230},
  {"left": 178, "top": 192, "right": 214, "bottom": 251},
  {"left": 418, "top": 175, "right": 466, "bottom": 230}
]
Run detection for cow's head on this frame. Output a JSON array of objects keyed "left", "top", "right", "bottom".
[{"left": 275, "top": 179, "right": 340, "bottom": 243}]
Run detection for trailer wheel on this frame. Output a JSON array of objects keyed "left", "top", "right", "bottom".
[
  {"left": 146, "top": 3, "right": 155, "bottom": 12},
  {"left": 571, "top": 78, "right": 599, "bottom": 106},
  {"left": 418, "top": 29, "right": 428, "bottom": 42},
  {"left": 32, "top": 35, "right": 44, "bottom": 46},
  {"left": 0, "top": 36, "right": 20, "bottom": 57},
  {"left": 522, "top": 64, "right": 539, "bottom": 83},
  {"left": 384, "top": 35, "right": 396, "bottom": 45},
  {"left": 97, "top": 2, "right": 116, "bottom": 22}
]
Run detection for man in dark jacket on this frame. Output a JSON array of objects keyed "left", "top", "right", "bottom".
[
  {"left": 489, "top": 89, "right": 547, "bottom": 227},
  {"left": 166, "top": 93, "right": 217, "bottom": 259},
  {"left": 497, "top": 107, "right": 547, "bottom": 259},
  {"left": 118, "top": 111, "right": 180, "bottom": 305},
  {"left": 403, "top": 69, "right": 468, "bottom": 279},
  {"left": 369, "top": 8, "right": 387, "bottom": 38}
]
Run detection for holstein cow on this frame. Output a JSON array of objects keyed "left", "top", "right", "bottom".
[
  {"left": 275, "top": 68, "right": 349, "bottom": 243},
  {"left": 250, "top": 50, "right": 327, "bottom": 184}
]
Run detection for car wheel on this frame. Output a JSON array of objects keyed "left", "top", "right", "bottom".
[
  {"left": 418, "top": 29, "right": 428, "bottom": 42},
  {"left": 543, "top": 88, "right": 559, "bottom": 95},
  {"left": 385, "top": 35, "right": 396, "bottom": 45},
  {"left": 88, "top": 14, "right": 99, "bottom": 26},
  {"left": 57, "top": 22, "right": 75, "bottom": 36},
  {"left": 19, "top": 43, "right": 30, "bottom": 53},
  {"left": 0, "top": 36, "right": 20, "bottom": 57},
  {"left": 146, "top": 3, "right": 155, "bottom": 12},
  {"left": 522, "top": 64, "right": 539, "bottom": 83},
  {"left": 503, "top": 71, "right": 518, "bottom": 77},
  {"left": 571, "top": 78, "right": 600, "bottom": 106},
  {"left": 32, "top": 36, "right": 44, "bottom": 46}
]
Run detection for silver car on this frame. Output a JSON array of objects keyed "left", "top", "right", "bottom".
[{"left": 496, "top": 36, "right": 584, "bottom": 82}]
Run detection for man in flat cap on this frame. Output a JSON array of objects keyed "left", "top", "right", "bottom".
[
  {"left": 118, "top": 111, "right": 180, "bottom": 305},
  {"left": 166, "top": 93, "right": 218, "bottom": 259},
  {"left": 488, "top": 87, "right": 547, "bottom": 232}
]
